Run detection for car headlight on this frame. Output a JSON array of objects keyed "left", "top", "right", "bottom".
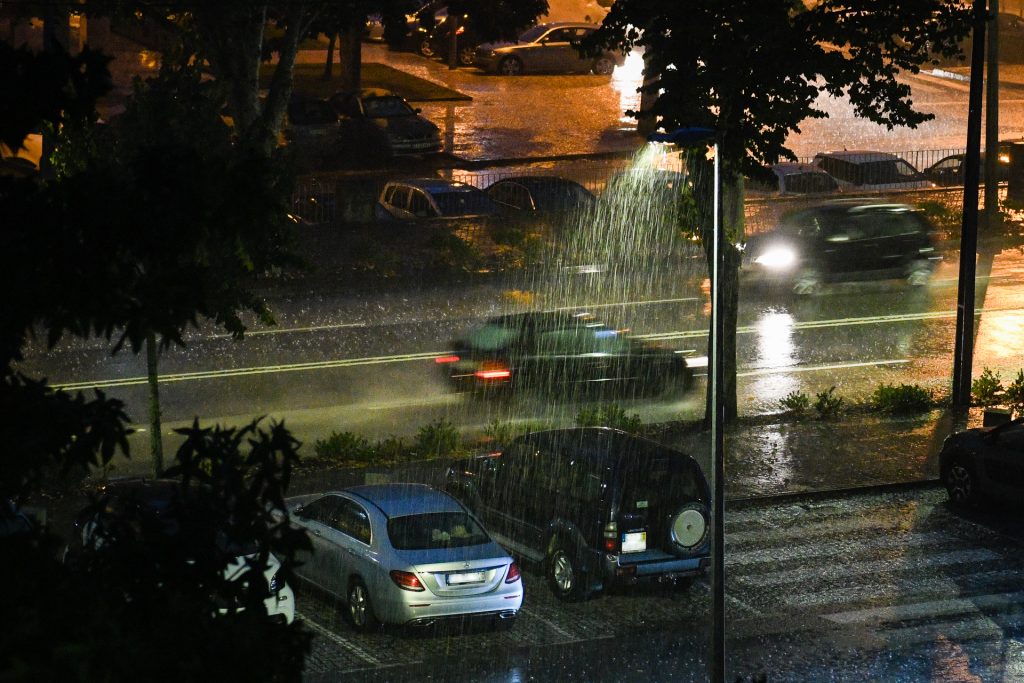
[{"left": 753, "top": 246, "right": 798, "bottom": 270}]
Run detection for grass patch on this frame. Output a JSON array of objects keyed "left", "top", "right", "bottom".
[{"left": 263, "top": 63, "right": 471, "bottom": 102}]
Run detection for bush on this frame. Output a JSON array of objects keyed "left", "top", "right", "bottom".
[
  {"left": 313, "top": 430, "right": 373, "bottom": 463},
  {"left": 779, "top": 390, "right": 811, "bottom": 416},
  {"left": 482, "top": 419, "right": 550, "bottom": 445},
  {"left": 1005, "top": 370, "right": 1024, "bottom": 416},
  {"left": 374, "top": 435, "right": 409, "bottom": 462},
  {"left": 971, "top": 367, "right": 1003, "bottom": 407},
  {"left": 870, "top": 383, "right": 934, "bottom": 415},
  {"left": 814, "top": 386, "right": 843, "bottom": 419},
  {"left": 414, "top": 418, "right": 462, "bottom": 458},
  {"left": 575, "top": 405, "right": 642, "bottom": 433}
]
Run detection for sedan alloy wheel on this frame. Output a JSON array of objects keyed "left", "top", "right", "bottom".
[
  {"left": 499, "top": 56, "right": 524, "bottom": 76},
  {"left": 945, "top": 459, "right": 976, "bottom": 505},
  {"left": 347, "top": 580, "right": 378, "bottom": 631},
  {"left": 593, "top": 57, "right": 615, "bottom": 75}
]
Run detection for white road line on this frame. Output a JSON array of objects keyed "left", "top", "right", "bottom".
[
  {"left": 519, "top": 606, "right": 576, "bottom": 639},
  {"left": 297, "top": 611, "right": 383, "bottom": 666},
  {"left": 727, "top": 531, "right": 955, "bottom": 567},
  {"left": 823, "top": 592, "right": 1024, "bottom": 625},
  {"left": 727, "top": 516, "right": 915, "bottom": 544},
  {"left": 737, "top": 549, "right": 1002, "bottom": 588}
]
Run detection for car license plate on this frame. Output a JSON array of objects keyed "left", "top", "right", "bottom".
[
  {"left": 447, "top": 571, "right": 485, "bottom": 585},
  {"left": 621, "top": 531, "right": 647, "bottom": 553}
]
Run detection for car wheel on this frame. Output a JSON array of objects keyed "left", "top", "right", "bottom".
[
  {"left": 499, "top": 56, "right": 524, "bottom": 76},
  {"left": 419, "top": 39, "right": 435, "bottom": 58},
  {"left": 592, "top": 57, "right": 615, "bottom": 75},
  {"left": 671, "top": 576, "right": 695, "bottom": 591},
  {"left": 547, "top": 543, "right": 587, "bottom": 601},
  {"left": 458, "top": 46, "right": 476, "bottom": 66},
  {"left": 945, "top": 457, "right": 977, "bottom": 506},
  {"left": 346, "top": 579, "right": 379, "bottom": 632},
  {"left": 906, "top": 260, "right": 933, "bottom": 287},
  {"left": 793, "top": 268, "right": 822, "bottom": 296}
]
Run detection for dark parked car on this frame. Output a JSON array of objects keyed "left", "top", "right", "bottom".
[
  {"left": 940, "top": 417, "right": 1024, "bottom": 507},
  {"left": 741, "top": 201, "right": 941, "bottom": 295},
  {"left": 485, "top": 176, "right": 597, "bottom": 213},
  {"left": 474, "top": 22, "right": 623, "bottom": 76},
  {"left": 329, "top": 88, "right": 442, "bottom": 156},
  {"left": 388, "top": 0, "right": 445, "bottom": 52},
  {"left": 419, "top": 14, "right": 481, "bottom": 66},
  {"left": 923, "top": 141, "right": 1020, "bottom": 186},
  {"left": 435, "top": 311, "right": 692, "bottom": 398},
  {"left": 444, "top": 427, "right": 711, "bottom": 600},
  {"left": 376, "top": 178, "right": 501, "bottom": 220},
  {"left": 813, "top": 151, "right": 933, "bottom": 191}
]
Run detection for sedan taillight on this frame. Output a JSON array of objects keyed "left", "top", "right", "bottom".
[
  {"left": 505, "top": 562, "right": 521, "bottom": 584},
  {"left": 390, "top": 570, "right": 425, "bottom": 591}
]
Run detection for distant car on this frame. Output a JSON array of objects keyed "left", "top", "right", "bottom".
[
  {"left": 364, "top": 13, "right": 385, "bottom": 41},
  {"left": 284, "top": 96, "right": 340, "bottom": 157},
  {"left": 923, "top": 142, "right": 1019, "bottom": 186},
  {"left": 287, "top": 484, "right": 522, "bottom": 630},
  {"left": 940, "top": 417, "right": 1024, "bottom": 507},
  {"left": 444, "top": 427, "right": 711, "bottom": 600},
  {"left": 389, "top": 0, "right": 445, "bottom": 52},
  {"left": 485, "top": 176, "right": 597, "bottom": 213},
  {"left": 419, "top": 14, "right": 481, "bottom": 66},
  {"left": 747, "top": 163, "right": 840, "bottom": 196},
  {"left": 741, "top": 201, "right": 941, "bottom": 295},
  {"left": 813, "top": 151, "right": 934, "bottom": 191},
  {"left": 65, "top": 478, "right": 295, "bottom": 624},
  {"left": 329, "top": 88, "right": 442, "bottom": 156},
  {"left": 474, "top": 22, "right": 623, "bottom": 76},
  {"left": 435, "top": 310, "right": 692, "bottom": 398},
  {"left": 376, "top": 178, "right": 501, "bottom": 220}
]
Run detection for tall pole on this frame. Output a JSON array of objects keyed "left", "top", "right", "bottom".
[
  {"left": 710, "top": 142, "right": 725, "bottom": 683},
  {"left": 952, "top": 0, "right": 988, "bottom": 415},
  {"left": 985, "top": 0, "right": 1000, "bottom": 230}
]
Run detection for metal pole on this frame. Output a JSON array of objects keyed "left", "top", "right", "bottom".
[
  {"left": 710, "top": 142, "right": 725, "bottom": 683},
  {"left": 985, "top": 0, "right": 1000, "bottom": 230},
  {"left": 952, "top": 0, "right": 987, "bottom": 415}
]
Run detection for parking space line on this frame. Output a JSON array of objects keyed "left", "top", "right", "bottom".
[
  {"left": 520, "top": 606, "right": 575, "bottom": 639},
  {"left": 297, "top": 610, "right": 385, "bottom": 666}
]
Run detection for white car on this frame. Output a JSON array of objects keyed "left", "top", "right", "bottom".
[
  {"left": 288, "top": 484, "right": 522, "bottom": 630},
  {"left": 375, "top": 178, "right": 501, "bottom": 220},
  {"left": 813, "top": 150, "right": 934, "bottom": 192}
]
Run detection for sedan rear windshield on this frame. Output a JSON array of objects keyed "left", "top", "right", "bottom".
[{"left": 387, "top": 512, "right": 490, "bottom": 550}]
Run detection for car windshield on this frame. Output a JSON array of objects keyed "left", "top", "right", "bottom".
[
  {"left": 431, "top": 189, "right": 498, "bottom": 216},
  {"left": 518, "top": 25, "right": 549, "bottom": 42},
  {"left": 387, "top": 512, "right": 490, "bottom": 550},
  {"left": 362, "top": 96, "right": 415, "bottom": 118}
]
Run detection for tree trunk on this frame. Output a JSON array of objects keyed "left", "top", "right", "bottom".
[
  {"left": 146, "top": 331, "right": 164, "bottom": 475},
  {"left": 323, "top": 32, "right": 336, "bottom": 80},
  {"left": 338, "top": 25, "right": 362, "bottom": 92}
]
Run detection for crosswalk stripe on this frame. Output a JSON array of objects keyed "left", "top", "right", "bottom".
[
  {"left": 737, "top": 549, "right": 1002, "bottom": 588},
  {"left": 726, "top": 516, "right": 920, "bottom": 546},
  {"left": 728, "top": 531, "right": 957, "bottom": 566},
  {"left": 785, "top": 569, "right": 1024, "bottom": 609},
  {"left": 823, "top": 591, "right": 1024, "bottom": 625}
]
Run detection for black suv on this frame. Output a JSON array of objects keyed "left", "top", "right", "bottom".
[
  {"left": 445, "top": 428, "right": 711, "bottom": 600},
  {"left": 741, "top": 202, "right": 940, "bottom": 295}
]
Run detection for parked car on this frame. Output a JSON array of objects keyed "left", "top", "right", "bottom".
[
  {"left": 940, "top": 417, "right": 1024, "bottom": 507},
  {"left": 287, "top": 484, "right": 522, "bottom": 630},
  {"left": 747, "top": 162, "right": 840, "bottom": 196},
  {"left": 474, "top": 22, "right": 623, "bottom": 76},
  {"left": 388, "top": 0, "right": 445, "bottom": 51},
  {"left": 813, "top": 151, "right": 934, "bottom": 191},
  {"left": 419, "top": 13, "right": 481, "bottom": 66},
  {"left": 435, "top": 310, "right": 692, "bottom": 398},
  {"left": 329, "top": 88, "right": 442, "bottom": 156},
  {"left": 444, "top": 427, "right": 711, "bottom": 600},
  {"left": 65, "top": 478, "right": 295, "bottom": 624},
  {"left": 741, "top": 201, "right": 941, "bottom": 295},
  {"left": 923, "top": 141, "right": 1019, "bottom": 186},
  {"left": 284, "top": 95, "right": 340, "bottom": 158},
  {"left": 485, "top": 176, "right": 597, "bottom": 213},
  {"left": 376, "top": 178, "right": 501, "bottom": 220}
]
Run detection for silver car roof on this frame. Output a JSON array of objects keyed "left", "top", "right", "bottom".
[{"left": 346, "top": 483, "right": 463, "bottom": 518}]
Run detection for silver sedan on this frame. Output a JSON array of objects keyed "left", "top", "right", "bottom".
[{"left": 287, "top": 484, "right": 522, "bottom": 630}]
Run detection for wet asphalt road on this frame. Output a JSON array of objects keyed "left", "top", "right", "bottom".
[{"left": 298, "top": 486, "right": 1024, "bottom": 682}]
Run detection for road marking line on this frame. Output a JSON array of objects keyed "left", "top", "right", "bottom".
[
  {"left": 787, "top": 569, "right": 1024, "bottom": 609},
  {"left": 297, "top": 610, "right": 383, "bottom": 665},
  {"left": 520, "top": 606, "right": 576, "bottom": 639},
  {"left": 737, "top": 549, "right": 1002, "bottom": 588},
  {"left": 728, "top": 531, "right": 955, "bottom": 566},
  {"left": 823, "top": 591, "right": 1024, "bottom": 625}
]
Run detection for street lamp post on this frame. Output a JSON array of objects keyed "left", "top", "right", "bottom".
[{"left": 648, "top": 127, "right": 724, "bottom": 682}]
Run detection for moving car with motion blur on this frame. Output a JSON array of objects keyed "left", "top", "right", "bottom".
[
  {"left": 329, "top": 88, "right": 442, "bottom": 156},
  {"left": 940, "top": 417, "right": 1024, "bottom": 507},
  {"left": 445, "top": 427, "right": 711, "bottom": 601},
  {"left": 474, "top": 22, "right": 622, "bottom": 76},
  {"left": 435, "top": 311, "right": 693, "bottom": 398},
  {"left": 375, "top": 178, "right": 501, "bottom": 220},
  {"left": 741, "top": 201, "right": 940, "bottom": 295},
  {"left": 64, "top": 478, "right": 295, "bottom": 624},
  {"left": 287, "top": 484, "right": 522, "bottom": 630}
]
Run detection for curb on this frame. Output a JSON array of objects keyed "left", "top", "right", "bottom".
[{"left": 727, "top": 478, "right": 943, "bottom": 510}]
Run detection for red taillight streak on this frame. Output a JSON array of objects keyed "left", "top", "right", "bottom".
[
  {"left": 505, "top": 562, "right": 521, "bottom": 583},
  {"left": 475, "top": 368, "right": 511, "bottom": 380},
  {"left": 390, "top": 570, "right": 425, "bottom": 591},
  {"left": 435, "top": 355, "right": 459, "bottom": 364}
]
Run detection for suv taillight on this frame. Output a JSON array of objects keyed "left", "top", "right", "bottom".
[
  {"left": 505, "top": 562, "right": 521, "bottom": 583},
  {"left": 603, "top": 521, "right": 619, "bottom": 553}
]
